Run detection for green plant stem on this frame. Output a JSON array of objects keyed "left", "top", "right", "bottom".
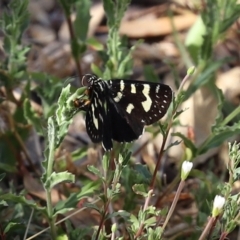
[
  {"left": 26, "top": 199, "right": 100, "bottom": 240},
  {"left": 95, "top": 200, "right": 111, "bottom": 240},
  {"left": 150, "top": 71, "right": 191, "bottom": 189},
  {"left": 45, "top": 118, "right": 57, "bottom": 239},
  {"left": 134, "top": 190, "right": 153, "bottom": 239},
  {"left": 65, "top": 14, "right": 83, "bottom": 84},
  {"left": 199, "top": 216, "right": 217, "bottom": 240},
  {"left": 95, "top": 157, "right": 122, "bottom": 240},
  {"left": 24, "top": 208, "right": 34, "bottom": 240},
  {"left": 111, "top": 232, "right": 115, "bottom": 240},
  {"left": 130, "top": 71, "right": 191, "bottom": 238},
  {"left": 161, "top": 180, "right": 185, "bottom": 232},
  {"left": 162, "top": 180, "right": 185, "bottom": 232},
  {"left": 219, "top": 232, "right": 229, "bottom": 240},
  {"left": 150, "top": 126, "right": 170, "bottom": 189},
  {"left": 169, "top": 9, "right": 193, "bottom": 69},
  {"left": 59, "top": 0, "right": 82, "bottom": 84}
]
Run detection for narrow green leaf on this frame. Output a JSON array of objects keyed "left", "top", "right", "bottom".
[
  {"left": 185, "top": 16, "right": 206, "bottom": 64},
  {"left": 103, "top": 0, "right": 115, "bottom": 27},
  {"left": 184, "top": 58, "right": 230, "bottom": 99},
  {"left": 199, "top": 123, "right": 240, "bottom": 154},
  {"left": 172, "top": 132, "right": 197, "bottom": 154},
  {"left": 0, "top": 163, "right": 16, "bottom": 173},
  {"left": 0, "top": 193, "right": 46, "bottom": 212},
  {"left": 23, "top": 99, "right": 43, "bottom": 135},
  {"left": 87, "top": 165, "right": 102, "bottom": 179},
  {"left": 220, "top": 4, "right": 240, "bottom": 33},
  {"left": 74, "top": 0, "right": 91, "bottom": 42},
  {"left": 91, "top": 63, "right": 103, "bottom": 77}
]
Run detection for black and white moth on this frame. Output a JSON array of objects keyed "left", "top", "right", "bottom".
[{"left": 74, "top": 74, "right": 173, "bottom": 151}]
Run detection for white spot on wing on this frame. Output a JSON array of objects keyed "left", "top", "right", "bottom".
[
  {"left": 131, "top": 84, "right": 136, "bottom": 93},
  {"left": 156, "top": 85, "right": 160, "bottom": 93},
  {"left": 141, "top": 84, "right": 152, "bottom": 112},
  {"left": 126, "top": 103, "right": 134, "bottom": 114},
  {"left": 120, "top": 80, "right": 125, "bottom": 91},
  {"left": 98, "top": 82, "right": 103, "bottom": 91},
  {"left": 113, "top": 92, "right": 123, "bottom": 102},
  {"left": 91, "top": 104, "right": 98, "bottom": 129}
]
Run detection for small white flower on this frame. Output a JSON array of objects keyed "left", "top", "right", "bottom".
[
  {"left": 181, "top": 161, "right": 193, "bottom": 180},
  {"left": 212, "top": 195, "right": 225, "bottom": 217}
]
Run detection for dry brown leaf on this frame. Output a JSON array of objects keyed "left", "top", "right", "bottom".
[
  {"left": 38, "top": 41, "right": 75, "bottom": 78},
  {"left": 216, "top": 67, "right": 240, "bottom": 105},
  {"left": 28, "top": 0, "right": 50, "bottom": 25},
  {"left": 119, "top": 12, "right": 197, "bottom": 38},
  {"left": 64, "top": 207, "right": 100, "bottom": 228},
  {"left": 24, "top": 172, "right": 66, "bottom": 204},
  {"left": 27, "top": 24, "right": 55, "bottom": 45},
  {"left": 133, "top": 42, "right": 179, "bottom": 60}
]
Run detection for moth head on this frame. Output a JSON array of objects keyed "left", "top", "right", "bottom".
[
  {"left": 73, "top": 98, "right": 91, "bottom": 111},
  {"left": 81, "top": 74, "right": 98, "bottom": 87}
]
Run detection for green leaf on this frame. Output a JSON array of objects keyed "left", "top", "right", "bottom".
[
  {"left": 133, "top": 164, "right": 152, "bottom": 184},
  {"left": 220, "top": 3, "right": 240, "bottom": 33},
  {"left": 53, "top": 181, "right": 100, "bottom": 216},
  {"left": 164, "top": 139, "right": 182, "bottom": 152},
  {"left": 86, "top": 38, "right": 104, "bottom": 51},
  {"left": 199, "top": 122, "right": 240, "bottom": 154},
  {"left": 4, "top": 222, "right": 25, "bottom": 234},
  {"left": 172, "top": 132, "right": 197, "bottom": 154},
  {"left": 55, "top": 84, "right": 87, "bottom": 147},
  {"left": 0, "top": 193, "right": 46, "bottom": 212},
  {"left": 56, "top": 147, "right": 88, "bottom": 170},
  {"left": 23, "top": 99, "right": 44, "bottom": 135},
  {"left": 91, "top": 63, "right": 103, "bottom": 77},
  {"left": 132, "top": 184, "right": 148, "bottom": 197},
  {"left": 144, "top": 216, "right": 158, "bottom": 226},
  {"left": 0, "top": 163, "right": 16, "bottom": 172},
  {"left": 74, "top": 0, "right": 91, "bottom": 42},
  {"left": 211, "top": 86, "right": 225, "bottom": 126},
  {"left": 143, "top": 65, "right": 159, "bottom": 83},
  {"left": 84, "top": 203, "right": 101, "bottom": 213},
  {"left": 184, "top": 58, "right": 230, "bottom": 100},
  {"left": 185, "top": 16, "right": 206, "bottom": 64},
  {"left": 87, "top": 165, "right": 103, "bottom": 179},
  {"left": 107, "top": 210, "right": 131, "bottom": 221},
  {"left": 44, "top": 171, "right": 75, "bottom": 189},
  {"left": 103, "top": 0, "right": 115, "bottom": 27}
]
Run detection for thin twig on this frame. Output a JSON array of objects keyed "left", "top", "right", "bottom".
[{"left": 65, "top": 13, "right": 83, "bottom": 85}]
